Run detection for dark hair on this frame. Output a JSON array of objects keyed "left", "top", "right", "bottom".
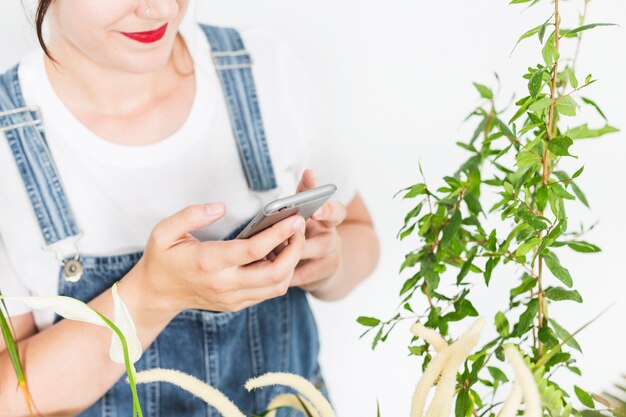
[{"left": 36, "top": 0, "right": 54, "bottom": 60}]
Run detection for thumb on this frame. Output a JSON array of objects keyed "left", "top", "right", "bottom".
[
  {"left": 153, "top": 203, "right": 225, "bottom": 245},
  {"left": 296, "top": 168, "right": 317, "bottom": 193}
]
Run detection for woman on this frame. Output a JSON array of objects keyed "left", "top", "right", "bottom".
[{"left": 0, "top": 0, "right": 380, "bottom": 416}]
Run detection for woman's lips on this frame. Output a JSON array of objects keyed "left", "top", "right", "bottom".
[{"left": 120, "top": 23, "right": 168, "bottom": 43}]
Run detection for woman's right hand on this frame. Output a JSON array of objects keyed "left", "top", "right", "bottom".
[{"left": 135, "top": 202, "right": 306, "bottom": 318}]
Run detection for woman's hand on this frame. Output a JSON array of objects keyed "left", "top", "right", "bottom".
[
  {"left": 136, "top": 203, "right": 307, "bottom": 320},
  {"left": 277, "top": 169, "right": 347, "bottom": 294}
]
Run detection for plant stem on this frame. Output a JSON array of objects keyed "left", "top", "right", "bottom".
[{"left": 537, "top": 0, "right": 561, "bottom": 359}]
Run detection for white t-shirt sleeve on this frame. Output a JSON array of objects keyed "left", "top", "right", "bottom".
[
  {"left": 274, "top": 35, "right": 358, "bottom": 207},
  {"left": 0, "top": 232, "right": 33, "bottom": 317}
]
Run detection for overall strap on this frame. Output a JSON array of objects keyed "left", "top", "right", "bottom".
[
  {"left": 0, "top": 65, "right": 81, "bottom": 246},
  {"left": 199, "top": 24, "right": 278, "bottom": 192}
]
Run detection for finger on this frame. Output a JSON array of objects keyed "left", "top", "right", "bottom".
[
  {"left": 219, "top": 278, "right": 295, "bottom": 312},
  {"left": 289, "top": 256, "right": 338, "bottom": 288},
  {"left": 152, "top": 203, "right": 225, "bottom": 248},
  {"left": 296, "top": 168, "right": 317, "bottom": 193},
  {"left": 203, "top": 215, "right": 305, "bottom": 267},
  {"left": 311, "top": 201, "right": 347, "bottom": 228},
  {"left": 300, "top": 232, "right": 337, "bottom": 260},
  {"left": 234, "top": 227, "right": 306, "bottom": 288},
  {"left": 271, "top": 240, "right": 289, "bottom": 258}
]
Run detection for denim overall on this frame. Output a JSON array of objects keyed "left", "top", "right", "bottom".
[{"left": 0, "top": 24, "right": 333, "bottom": 417}]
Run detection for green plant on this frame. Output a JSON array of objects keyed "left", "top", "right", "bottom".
[{"left": 358, "top": 1, "right": 619, "bottom": 416}]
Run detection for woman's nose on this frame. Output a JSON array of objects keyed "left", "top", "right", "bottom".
[{"left": 138, "top": 0, "right": 180, "bottom": 21}]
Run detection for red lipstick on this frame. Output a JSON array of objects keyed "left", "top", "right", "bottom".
[{"left": 120, "top": 23, "right": 168, "bottom": 43}]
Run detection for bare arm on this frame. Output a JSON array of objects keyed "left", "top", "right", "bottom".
[
  {"left": 0, "top": 264, "right": 175, "bottom": 417},
  {"left": 0, "top": 202, "right": 307, "bottom": 417},
  {"left": 309, "top": 192, "right": 380, "bottom": 301}
]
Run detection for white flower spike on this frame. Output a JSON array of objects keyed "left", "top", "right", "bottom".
[
  {"left": 411, "top": 322, "right": 448, "bottom": 353},
  {"left": 134, "top": 368, "right": 246, "bottom": 417},
  {"left": 501, "top": 345, "right": 542, "bottom": 417},
  {"left": 265, "top": 393, "right": 321, "bottom": 417},
  {"left": 498, "top": 381, "right": 523, "bottom": 417},
  {"left": 245, "top": 372, "right": 335, "bottom": 417},
  {"left": 410, "top": 317, "right": 486, "bottom": 417},
  {"left": 426, "top": 318, "right": 485, "bottom": 417}
]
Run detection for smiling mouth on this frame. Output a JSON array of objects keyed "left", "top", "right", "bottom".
[{"left": 119, "top": 23, "right": 168, "bottom": 43}]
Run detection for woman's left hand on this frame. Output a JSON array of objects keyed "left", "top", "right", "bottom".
[{"left": 271, "top": 169, "right": 347, "bottom": 293}]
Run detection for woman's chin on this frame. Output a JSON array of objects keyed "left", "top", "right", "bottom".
[{"left": 105, "top": 48, "right": 174, "bottom": 75}]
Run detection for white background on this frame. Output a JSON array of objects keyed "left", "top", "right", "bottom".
[{"left": 1, "top": 1, "right": 625, "bottom": 416}]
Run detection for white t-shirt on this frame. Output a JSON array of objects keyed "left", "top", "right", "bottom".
[{"left": 0, "top": 21, "right": 356, "bottom": 330}]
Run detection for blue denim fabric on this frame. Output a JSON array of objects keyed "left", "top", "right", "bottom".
[
  {"left": 0, "top": 23, "right": 332, "bottom": 417},
  {"left": 0, "top": 67, "right": 81, "bottom": 246}
]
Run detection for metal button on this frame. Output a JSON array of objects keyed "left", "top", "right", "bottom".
[{"left": 63, "top": 257, "right": 84, "bottom": 282}]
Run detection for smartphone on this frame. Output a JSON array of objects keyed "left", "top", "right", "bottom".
[{"left": 235, "top": 183, "right": 337, "bottom": 239}]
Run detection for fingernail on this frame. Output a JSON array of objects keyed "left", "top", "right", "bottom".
[
  {"left": 205, "top": 203, "right": 223, "bottom": 215},
  {"left": 292, "top": 217, "right": 305, "bottom": 233}
]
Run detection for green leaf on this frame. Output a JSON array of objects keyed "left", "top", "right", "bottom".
[
  {"left": 567, "top": 66, "right": 579, "bottom": 89},
  {"left": 543, "top": 252, "right": 573, "bottom": 287},
  {"left": 495, "top": 311, "right": 510, "bottom": 337},
  {"left": 455, "top": 389, "right": 471, "bottom": 417},
  {"left": 398, "top": 222, "right": 416, "bottom": 240},
  {"left": 550, "top": 183, "right": 576, "bottom": 200},
  {"left": 567, "top": 241, "right": 601, "bottom": 253},
  {"left": 516, "top": 237, "right": 541, "bottom": 257},
  {"left": 511, "top": 298, "right": 539, "bottom": 337},
  {"left": 528, "top": 69, "right": 544, "bottom": 98},
  {"left": 400, "top": 273, "right": 421, "bottom": 296},
  {"left": 556, "top": 96, "right": 577, "bottom": 116},
  {"left": 404, "top": 183, "right": 427, "bottom": 198},
  {"left": 372, "top": 327, "right": 383, "bottom": 350},
  {"left": 549, "top": 318, "right": 582, "bottom": 352},
  {"left": 571, "top": 182, "right": 589, "bottom": 207},
  {"left": 548, "top": 188, "right": 566, "bottom": 220},
  {"left": 529, "top": 97, "right": 552, "bottom": 113},
  {"left": 538, "top": 326, "right": 559, "bottom": 349},
  {"left": 548, "top": 136, "right": 575, "bottom": 157},
  {"left": 542, "top": 35, "right": 559, "bottom": 66},
  {"left": 402, "top": 201, "right": 425, "bottom": 228},
  {"left": 535, "top": 185, "right": 548, "bottom": 211},
  {"left": 510, "top": 276, "right": 536, "bottom": 298},
  {"left": 473, "top": 82, "right": 493, "bottom": 100},
  {"left": 574, "top": 385, "right": 595, "bottom": 408},
  {"left": 464, "top": 193, "right": 483, "bottom": 215},
  {"left": 566, "top": 123, "right": 619, "bottom": 139},
  {"left": 440, "top": 210, "right": 462, "bottom": 249},
  {"left": 561, "top": 23, "right": 618, "bottom": 37},
  {"left": 457, "top": 253, "right": 476, "bottom": 285},
  {"left": 488, "top": 366, "right": 509, "bottom": 383},
  {"left": 545, "top": 287, "right": 583, "bottom": 303},
  {"left": 357, "top": 316, "right": 380, "bottom": 327},
  {"left": 484, "top": 257, "right": 499, "bottom": 285},
  {"left": 572, "top": 166, "right": 584, "bottom": 179},
  {"left": 512, "top": 16, "right": 552, "bottom": 51}
]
